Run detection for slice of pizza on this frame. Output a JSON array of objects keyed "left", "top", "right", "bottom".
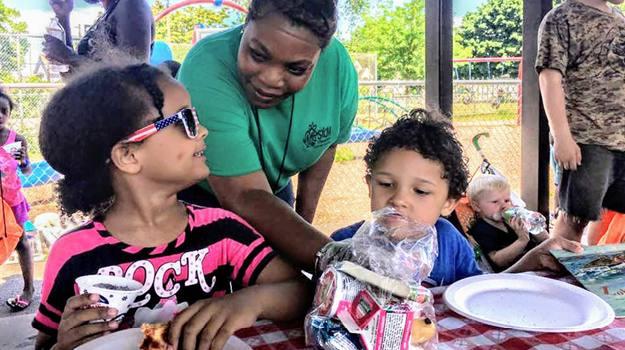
[{"left": 139, "top": 322, "right": 170, "bottom": 350}]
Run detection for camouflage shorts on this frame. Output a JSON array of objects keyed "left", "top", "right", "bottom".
[{"left": 559, "top": 144, "right": 625, "bottom": 221}]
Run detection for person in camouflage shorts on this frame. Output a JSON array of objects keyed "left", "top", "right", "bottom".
[{"left": 536, "top": 0, "right": 625, "bottom": 242}]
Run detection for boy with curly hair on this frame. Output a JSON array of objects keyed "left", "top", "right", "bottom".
[{"left": 332, "top": 110, "right": 582, "bottom": 286}]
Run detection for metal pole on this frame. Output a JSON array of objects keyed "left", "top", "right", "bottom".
[
  {"left": 521, "top": 0, "right": 552, "bottom": 215},
  {"left": 425, "top": 0, "right": 453, "bottom": 118}
]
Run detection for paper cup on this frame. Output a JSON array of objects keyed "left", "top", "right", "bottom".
[
  {"left": 75, "top": 275, "right": 143, "bottom": 322},
  {"left": 2, "top": 141, "right": 22, "bottom": 156}
]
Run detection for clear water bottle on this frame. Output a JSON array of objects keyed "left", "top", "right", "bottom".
[
  {"left": 46, "top": 17, "right": 70, "bottom": 73},
  {"left": 498, "top": 207, "right": 546, "bottom": 235}
]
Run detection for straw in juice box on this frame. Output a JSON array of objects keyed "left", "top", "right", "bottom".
[{"left": 336, "top": 261, "right": 432, "bottom": 303}]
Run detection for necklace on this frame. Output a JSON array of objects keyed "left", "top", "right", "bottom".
[{"left": 252, "top": 95, "right": 296, "bottom": 191}]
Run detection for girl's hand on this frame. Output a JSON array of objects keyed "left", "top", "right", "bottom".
[
  {"left": 168, "top": 289, "right": 264, "bottom": 350},
  {"left": 54, "top": 293, "right": 119, "bottom": 350},
  {"left": 49, "top": 0, "right": 74, "bottom": 19},
  {"left": 13, "top": 147, "right": 25, "bottom": 164},
  {"left": 43, "top": 35, "right": 75, "bottom": 65},
  {"left": 510, "top": 217, "right": 530, "bottom": 242}
]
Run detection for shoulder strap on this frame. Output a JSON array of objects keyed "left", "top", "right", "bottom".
[{"left": 5, "top": 131, "right": 16, "bottom": 145}]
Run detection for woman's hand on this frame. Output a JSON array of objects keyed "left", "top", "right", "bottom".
[
  {"left": 43, "top": 34, "right": 75, "bottom": 65},
  {"left": 49, "top": 0, "right": 74, "bottom": 19},
  {"left": 168, "top": 288, "right": 264, "bottom": 350},
  {"left": 55, "top": 293, "right": 120, "bottom": 350},
  {"left": 510, "top": 217, "right": 530, "bottom": 242}
]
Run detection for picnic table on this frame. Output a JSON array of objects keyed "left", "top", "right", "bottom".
[{"left": 235, "top": 273, "right": 625, "bottom": 350}]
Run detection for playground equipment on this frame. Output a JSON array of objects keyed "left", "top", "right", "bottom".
[
  {"left": 149, "top": 41, "right": 174, "bottom": 65},
  {"left": 18, "top": 161, "right": 62, "bottom": 188},
  {"left": 346, "top": 96, "right": 410, "bottom": 144},
  {"left": 154, "top": 0, "right": 248, "bottom": 23},
  {"left": 453, "top": 57, "right": 523, "bottom": 80},
  {"left": 453, "top": 57, "right": 523, "bottom": 125}
]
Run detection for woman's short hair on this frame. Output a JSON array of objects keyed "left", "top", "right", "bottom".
[
  {"left": 247, "top": 0, "right": 338, "bottom": 49},
  {"left": 467, "top": 174, "right": 510, "bottom": 203}
]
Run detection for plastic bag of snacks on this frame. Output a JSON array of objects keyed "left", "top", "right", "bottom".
[{"left": 307, "top": 207, "right": 439, "bottom": 350}]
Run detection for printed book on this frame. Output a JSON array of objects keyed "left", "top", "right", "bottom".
[{"left": 551, "top": 243, "right": 625, "bottom": 318}]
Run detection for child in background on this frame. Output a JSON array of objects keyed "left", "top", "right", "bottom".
[
  {"left": 467, "top": 175, "right": 548, "bottom": 272},
  {"left": 537, "top": 0, "right": 625, "bottom": 243},
  {"left": 332, "top": 109, "right": 579, "bottom": 286},
  {"left": 33, "top": 64, "right": 311, "bottom": 350},
  {"left": 0, "top": 89, "right": 34, "bottom": 312}
]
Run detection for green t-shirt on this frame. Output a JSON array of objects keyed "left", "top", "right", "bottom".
[{"left": 178, "top": 26, "right": 359, "bottom": 194}]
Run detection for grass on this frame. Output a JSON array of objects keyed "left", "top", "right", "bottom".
[{"left": 335, "top": 147, "right": 356, "bottom": 163}]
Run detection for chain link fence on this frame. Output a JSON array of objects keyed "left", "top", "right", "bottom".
[
  {"left": 1, "top": 34, "right": 44, "bottom": 81},
  {"left": 0, "top": 80, "right": 527, "bottom": 234},
  {"left": 0, "top": 31, "right": 527, "bottom": 233},
  {"left": 0, "top": 84, "right": 61, "bottom": 222},
  {"left": 313, "top": 80, "right": 525, "bottom": 233}
]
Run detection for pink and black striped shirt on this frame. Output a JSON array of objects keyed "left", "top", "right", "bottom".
[{"left": 33, "top": 205, "right": 276, "bottom": 337}]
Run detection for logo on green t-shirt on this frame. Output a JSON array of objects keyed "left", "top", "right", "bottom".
[{"left": 303, "top": 122, "right": 332, "bottom": 148}]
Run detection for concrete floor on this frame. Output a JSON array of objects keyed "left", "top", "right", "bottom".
[{"left": 0, "top": 260, "right": 46, "bottom": 349}]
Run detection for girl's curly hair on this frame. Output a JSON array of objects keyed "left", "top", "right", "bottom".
[
  {"left": 246, "top": 0, "right": 338, "bottom": 49},
  {"left": 0, "top": 88, "right": 15, "bottom": 111},
  {"left": 364, "top": 109, "right": 470, "bottom": 200},
  {"left": 39, "top": 63, "right": 167, "bottom": 215}
]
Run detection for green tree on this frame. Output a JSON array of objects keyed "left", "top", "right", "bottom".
[
  {"left": 151, "top": 1, "right": 233, "bottom": 44},
  {"left": 453, "top": 32, "right": 472, "bottom": 79},
  {"left": 0, "top": 0, "right": 29, "bottom": 82},
  {"left": 457, "top": 0, "right": 522, "bottom": 79},
  {"left": 457, "top": 0, "right": 625, "bottom": 80},
  {"left": 346, "top": 0, "right": 425, "bottom": 80}
]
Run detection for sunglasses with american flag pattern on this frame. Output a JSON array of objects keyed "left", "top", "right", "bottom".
[{"left": 124, "top": 108, "right": 199, "bottom": 143}]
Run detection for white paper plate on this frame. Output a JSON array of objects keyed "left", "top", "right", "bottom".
[
  {"left": 443, "top": 273, "right": 615, "bottom": 332},
  {"left": 76, "top": 328, "right": 254, "bottom": 350}
]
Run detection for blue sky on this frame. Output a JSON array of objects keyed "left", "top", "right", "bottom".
[{"left": 8, "top": 0, "right": 488, "bottom": 35}]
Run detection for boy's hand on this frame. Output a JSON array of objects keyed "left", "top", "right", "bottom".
[
  {"left": 510, "top": 217, "right": 530, "bottom": 242},
  {"left": 55, "top": 293, "right": 119, "bottom": 350},
  {"left": 168, "top": 289, "right": 263, "bottom": 350},
  {"left": 553, "top": 135, "right": 582, "bottom": 171}
]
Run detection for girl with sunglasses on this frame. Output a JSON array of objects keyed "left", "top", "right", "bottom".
[{"left": 34, "top": 64, "right": 312, "bottom": 350}]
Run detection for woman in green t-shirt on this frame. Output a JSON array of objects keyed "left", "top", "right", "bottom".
[{"left": 178, "top": 0, "right": 358, "bottom": 271}]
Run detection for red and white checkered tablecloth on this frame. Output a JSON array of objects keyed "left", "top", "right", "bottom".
[
  {"left": 435, "top": 295, "right": 625, "bottom": 350},
  {"left": 235, "top": 275, "right": 625, "bottom": 350},
  {"left": 235, "top": 319, "right": 312, "bottom": 350}
]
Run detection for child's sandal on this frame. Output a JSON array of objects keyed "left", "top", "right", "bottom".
[{"left": 6, "top": 295, "right": 30, "bottom": 312}]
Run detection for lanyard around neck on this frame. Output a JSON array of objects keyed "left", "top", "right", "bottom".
[{"left": 252, "top": 95, "right": 295, "bottom": 191}]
